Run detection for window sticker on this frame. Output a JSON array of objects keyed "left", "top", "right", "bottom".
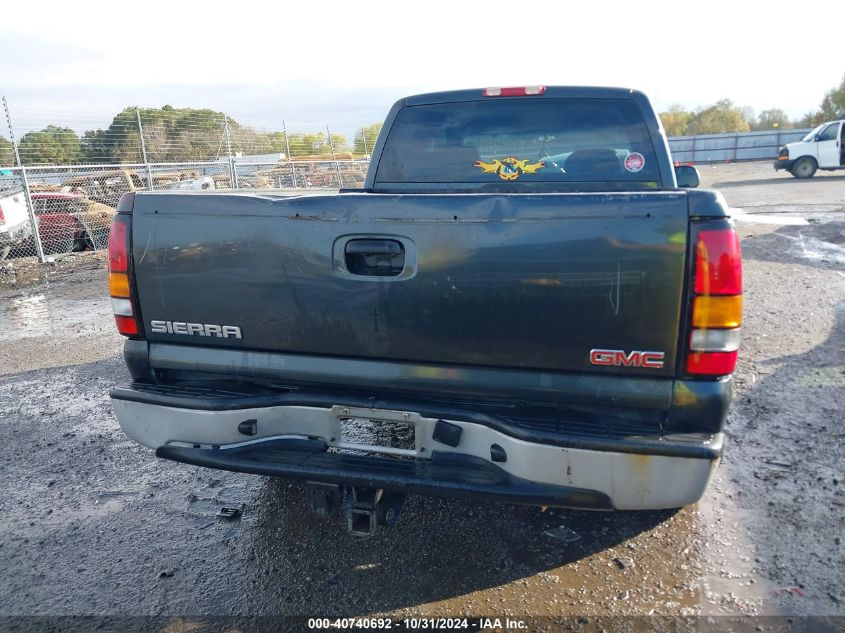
[
  {"left": 474, "top": 157, "right": 546, "bottom": 181},
  {"left": 624, "top": 152, "right": 646, "bottom": 173}
]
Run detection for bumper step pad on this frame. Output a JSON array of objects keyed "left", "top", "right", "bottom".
[{"left": 156, "top": 439, "right": 612, "bottom": 510}]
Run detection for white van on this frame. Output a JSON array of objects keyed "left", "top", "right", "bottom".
[{"left": 775, "top": 119, "right": 845, "bottom": 178}]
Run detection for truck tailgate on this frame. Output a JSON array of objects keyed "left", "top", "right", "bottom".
[{"left": 131, "top": 191, "right": 688, "bottom": 377}]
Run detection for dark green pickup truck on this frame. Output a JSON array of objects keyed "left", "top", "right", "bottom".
[{"left": 108, "top": 86, "right": 742, "bottom": 535}]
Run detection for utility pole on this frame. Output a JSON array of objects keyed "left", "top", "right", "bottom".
[
  {"left": 283, "top": 120, "right": 297, "bottom": 188},
  {"left": 136, "top": 107, "right": 154, "bottom": 191},
  {"left": 3, "top": 96, "right": 44, "bottom": 262},
  {"left": 223, "top": 115, "right": 238, "bottom": 188},
  {"left": 326, "top": 125, "right": 343, "bottom": 188}
]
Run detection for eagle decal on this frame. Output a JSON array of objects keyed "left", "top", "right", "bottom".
[{"left": 473, "top": 156, "right": 546, "bottom": 181}]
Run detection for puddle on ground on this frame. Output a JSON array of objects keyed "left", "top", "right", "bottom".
[
  {"left": 734, "top": 212, "right": 809, "bottom": 226},
  {"left": 762, "top": 231, "right": 845, "bottom": 265},
  {"left": 788, "top": 235, "right": 845, "bottom": 265},
  {"left": 733, "top": 206, "right": 845, "bottom": 226},
  {"left": 0, "top": 291, "right": 112, "bottom": 342}
]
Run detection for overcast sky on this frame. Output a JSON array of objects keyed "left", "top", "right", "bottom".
[{"left": 1, "top": 0, "right": 843, "bottom": 138}]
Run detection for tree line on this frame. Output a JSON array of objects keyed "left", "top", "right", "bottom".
[
  {"left": 0, "top": 105, "right": 384, "bottom": 166},
  {"left": 1, "top": 74, "right": 843, "bottom": 166},
  {"left": 659, "top": 74, "right": 845, "bottom": 136}
]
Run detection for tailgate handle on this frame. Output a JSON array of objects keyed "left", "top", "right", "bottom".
[
  {"left": 345, "top": 239, "right": 405, "bottom": 276},
  {"left": 345, "top": 239, "right": 402, "bottom": 256}
]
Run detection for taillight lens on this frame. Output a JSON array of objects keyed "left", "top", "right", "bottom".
[
  {"left": 686, "top": 223, "right": 742, "bottom": 377},
  {"left": 689, "top": 328, "right": 741, "bottom": 352},
  {"left": 113, "top": 315, "right": 139, "bottom": 336},
  {"left": 108, "top": 272, "right": 130, "bottom": 298},
  {"left": 108, "top": 218, "right": 128, "bottom": 273},
  {"left": 694, "top": 229, "right": 742, "bottom": 295},
  {"left": 107, "top": 214, "right": 141, "bottom": 337},
  {"left": 691, "top": 295, "right": 743, "bottom": 328},
  {"left": 686, "top": 351, "right": 737, "bottom": 375}
]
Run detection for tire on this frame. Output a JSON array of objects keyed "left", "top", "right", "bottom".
[
  {"left": 84, "top": 228, "right": 109, "bottom": 251},
  {"left": 44, "top": 237, "right": 75, "bottom": 256},
  {"left": 791, "top": 157, "right": 817, "bottom": 179}
]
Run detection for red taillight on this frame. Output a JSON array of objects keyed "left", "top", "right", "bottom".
[
  {"left": 694, "top": 229, "right": 742, "bottom": 295},
  {"left": 107, "top": 214, "right": 141, "bottom": 337},
  {"left": 0, "top": 204, "right": 5, "bottom": 224},
  {"left": 482, "top": 86, "right": 546, "bottom": 97},
  {"left": 687, "top": 224, "right": 742, "bottom": 377},
  {"left": 114, "top": 315, "right": 139, "bottom": 336},
  {"left": 108, "top": 217, "right": 128, "bottom": 273},
  {"left": 686, "top": 351, "right": 737, "bottom": 375}
]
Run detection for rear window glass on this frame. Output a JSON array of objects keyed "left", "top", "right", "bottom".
[{"left": 375, "top": 98, "right": 660, "bottom": 185}]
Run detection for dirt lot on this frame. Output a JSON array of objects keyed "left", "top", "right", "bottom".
[{"left": 0, "top": 163, "right": 843, "bottom": 630}]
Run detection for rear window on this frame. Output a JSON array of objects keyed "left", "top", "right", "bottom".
[{"left": 375, "top": 98, "right": 660, "bottom": 186}]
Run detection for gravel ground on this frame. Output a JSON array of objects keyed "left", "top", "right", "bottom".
[{"left": 0, "top": 163, "right": 842, "bottom": 628}]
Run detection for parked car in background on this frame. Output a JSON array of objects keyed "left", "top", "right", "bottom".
[
  {"left": 9, "top": 192, "right": 115, "bottom": 257},
  {"left": 62, "top": 169, "right": 202, "bottom": 207},
  {"left": 167, "top": 176, "right": 215, "bottom": 191},
  {"left": 38, "top": 192, "right": 113, "bottom": 252},
  {"left": 775, "top": 119, "right": 845, "bottom": 178},
  {"left": 63, "top": 170, "right": 143, "bottom": 208},
  {"left": 0, "top": 189, "right": 30, "bottom": 260}
]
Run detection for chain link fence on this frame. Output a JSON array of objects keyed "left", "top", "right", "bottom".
[
  {"left": 0, "top": 161, "right": 374, "bottom": 263},
  {"left": 1, "top": 96, "right": 380, "bottom": 264},
  {"left": 0, "top": 159, "right": 372, "bottom": 263},
  {"left": 233, "top": 160, "right": 368, "bottom": 190}
]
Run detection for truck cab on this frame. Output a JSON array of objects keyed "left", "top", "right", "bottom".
[{"left": 775, "top": 119, "right": 845, "bottom": 178}]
